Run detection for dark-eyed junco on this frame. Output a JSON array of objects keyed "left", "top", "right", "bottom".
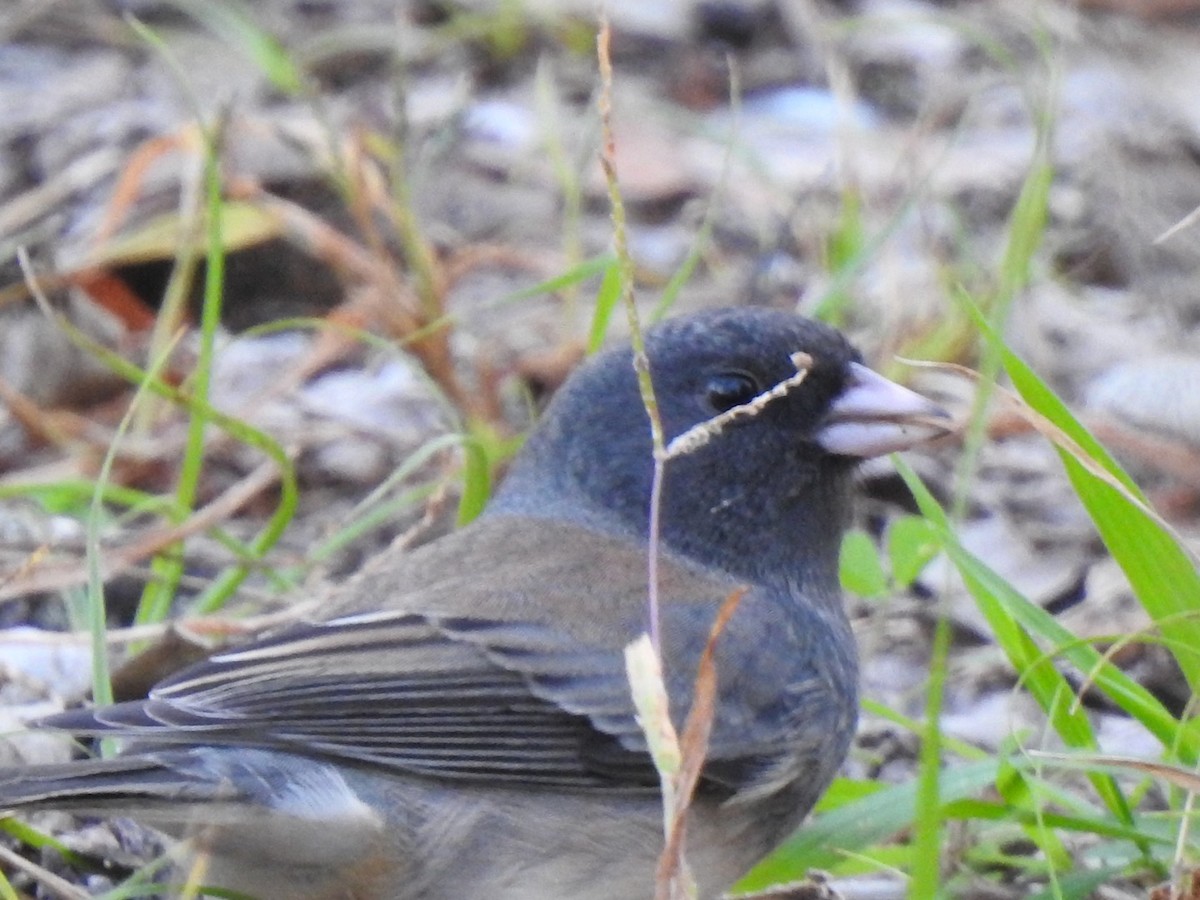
[{"left": 0, "top": 308, "right": 950, "bottom": 899}]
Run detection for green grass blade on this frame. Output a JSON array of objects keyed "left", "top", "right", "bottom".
[
  {"left": 909, "top": 608, "right": 954, "bottom": 898},
  {"left": 495, "top": 254, "right": 614, "bottom": 308},
  {"left": 24, "top": 299, "right": 299, "bottom": 619},
  {"left": 136, "top": 119, "right": 228, "bottom": 626},
  {"left": 898, "top": 460, "right": 1153, "bottom": 833},
  {"left": 587, "top": 259, "right": 623, "bottom": 353},
  {"left": 165, "top": 0, "right": 303, "bottom": 94},
  {"left": 993, "top": 334, "right": 1200, "bottom": 693},
  {"left": 733, "top": 759, "right": 1007, "bottom": 891}
]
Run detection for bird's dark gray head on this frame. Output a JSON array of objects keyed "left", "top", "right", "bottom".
[{"left": 490, "top": 307, "right": 946, "bottom": 589}]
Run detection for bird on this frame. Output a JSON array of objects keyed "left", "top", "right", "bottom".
[{"left": 0, "top": 307, "right": 951, "bottom": 900}]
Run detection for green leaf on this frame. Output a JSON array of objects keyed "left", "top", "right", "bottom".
[
  {"left": 839, "top": 529, "right": 888, "bottom": 598},
  {"left": 89, "top": 201, "right": 282, "bottom": 267},
  {"left": 456, "top": 437, "right": 493, "bottom": 526},
  {"left": 733, "top": 759, "right": 1007, "bottom": 892},
  {"left": 887, "top": 515, "right": 939, "bottom": 589}
]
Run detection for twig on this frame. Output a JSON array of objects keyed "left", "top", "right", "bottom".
[
  {"left": 597, "top": 11, "right": 669, "bottom": 654},
  {"left": 0, "top": 843, "right": 90, "bottom": 900},
  {"left": 665, "top": 353, "right": 813, "bottom": 459},
  {"left": 0, "top": 459, "right": 282, "bottom": 602}
]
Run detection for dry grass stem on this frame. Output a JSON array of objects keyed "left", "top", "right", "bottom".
[
  {"left": 909, "top": 359, "right": 1192, "bottom": 560},
  {"left": 665, "top": 353, "right": 813, "bottom": 460},
  {"left": 0, "top": 458, "right": 282, "bottom": 601},
  {"left": 0, "top": 843, "right": 89, "bottom": 900}
]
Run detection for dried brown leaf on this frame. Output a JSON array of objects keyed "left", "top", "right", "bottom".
[
  {"left": 657, "top": 586, "right": 746, "bottom": 900},
  {"left": 1030, "top": 749, "right": 1200, "bottom": 792}
]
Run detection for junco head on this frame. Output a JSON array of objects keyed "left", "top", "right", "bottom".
[{"left": 0, "top": 308, "right": 951, "bottom": 900}]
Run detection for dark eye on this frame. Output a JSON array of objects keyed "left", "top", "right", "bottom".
[{"left": 705, "top": 372, "right": 761, "bottom": 413}]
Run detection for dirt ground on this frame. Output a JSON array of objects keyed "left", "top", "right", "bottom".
[{"left": 4, "top": 0, "right": 1200, "bottom": 897}]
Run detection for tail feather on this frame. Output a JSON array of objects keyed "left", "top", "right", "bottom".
[
  {"left": 0, "top": 752, "right": 240, "bottom": 813},
  {"left": 1, "top": 747, "right": 385, "bottom": 872}
]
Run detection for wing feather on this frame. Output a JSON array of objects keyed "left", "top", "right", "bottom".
[{"left": 43, "top": 612, "right": 655, "bottom": 788}]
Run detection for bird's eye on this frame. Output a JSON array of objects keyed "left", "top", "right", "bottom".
[{"left": 705, "top": 372, "right": 761, "bottom": 413}]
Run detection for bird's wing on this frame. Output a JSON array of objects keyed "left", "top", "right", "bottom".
[{"left": 43, "top": 610, "right": 658, "bottom": 789}]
